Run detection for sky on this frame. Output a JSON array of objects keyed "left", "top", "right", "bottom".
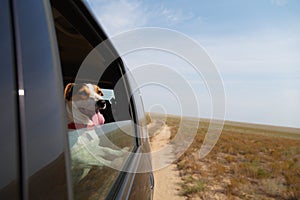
[{"left": 86, "top": 0, "right": 300, "bottom": 128}]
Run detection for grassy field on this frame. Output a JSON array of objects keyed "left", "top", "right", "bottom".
[{"left": 147, "top": 113, "right": 300, "bottom": 200}]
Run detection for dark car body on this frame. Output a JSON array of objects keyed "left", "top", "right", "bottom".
[{"left": 0, "top": 0, "right": 153, "bottom": 199}]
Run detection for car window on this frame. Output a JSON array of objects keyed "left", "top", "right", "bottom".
[{"left": 50, "top": 1, "right": 136, "bottom": 199}]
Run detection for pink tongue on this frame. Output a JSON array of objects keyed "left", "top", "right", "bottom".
[{"left": 92, "top": 112, "right": 105, "bottom": 125}]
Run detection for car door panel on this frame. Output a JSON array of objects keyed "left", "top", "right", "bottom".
[
  {"left": 3, "top": 0, "right": 154, "bottom": 199},
  {"left": 0, "top": 0, "right": 20, "bottom": 199}
]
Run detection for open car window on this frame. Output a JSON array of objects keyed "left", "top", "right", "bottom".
[{"left": 50, "top": 1, "right": 136, "bottom": 199}]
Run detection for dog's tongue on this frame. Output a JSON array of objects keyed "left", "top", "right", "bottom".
[{"left": 92, "top": 112, "right": 105, "bottom": 126}]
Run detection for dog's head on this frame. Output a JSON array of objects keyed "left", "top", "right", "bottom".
[{"left": 64, "top": 83, "right": 106, "bottom": 118}]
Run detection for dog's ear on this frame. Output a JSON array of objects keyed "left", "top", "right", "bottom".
[{"left": 64, "top": 83, "right": 75, "bottom": 101}]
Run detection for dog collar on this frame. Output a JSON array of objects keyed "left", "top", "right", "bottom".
[{"left": 68, "top": 122, "right": 94, "bottom": 130}]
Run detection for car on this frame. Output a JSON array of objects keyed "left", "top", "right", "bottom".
[{"left": 0, "top": 0, "right": 154, "bottom": 199}]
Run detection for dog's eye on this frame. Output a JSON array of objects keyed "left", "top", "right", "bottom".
[
  {"left": 78, "top": 91, "right": 88, "bottom": 96},
  {"left": 96, "top": 89, "right": 103, "bottom": 96}
]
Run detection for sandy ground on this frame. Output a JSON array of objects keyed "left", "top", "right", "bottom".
[{"left": 148, "top": 121, "right": 185, "bottom": 200}]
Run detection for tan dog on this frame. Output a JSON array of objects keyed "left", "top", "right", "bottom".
[
  {"left": 64, "top": 83, "right": 127, "bottom": 183},
  {"left": 64, "top": 83, "right": 106, "bottom": 129}
]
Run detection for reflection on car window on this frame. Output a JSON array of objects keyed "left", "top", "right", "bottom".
[
  {"left": 68, "top": 121, "right": 133, "bottom": 198},
  {"left": 50, "top": 3, "right": 136, "bottom": 199}
]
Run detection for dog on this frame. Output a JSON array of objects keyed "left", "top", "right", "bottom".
[
  {"left": 64, "top": 83, "right": 107, "bottom": 129},
  {"left": 64, "top": 83, "right": 128, "bottom": 183}
]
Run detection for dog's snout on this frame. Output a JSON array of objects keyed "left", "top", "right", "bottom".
[{"left": 96, "top": 100, "right": 106, "bottom": 109}]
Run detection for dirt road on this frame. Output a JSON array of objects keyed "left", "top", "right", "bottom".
[{"left": 148, "top": 121, "right": 185, "bottom": 200}]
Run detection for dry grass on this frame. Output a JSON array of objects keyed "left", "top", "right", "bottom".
[{"left": 147, "top": 113, "right": 300, "bottom": 200}]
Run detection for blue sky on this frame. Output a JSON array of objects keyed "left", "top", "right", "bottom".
[{"left": 87, "top": 0, "right": 300, "bottom": 128}]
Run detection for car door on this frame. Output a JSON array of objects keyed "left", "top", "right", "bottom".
[{"left": 6, "top": 0, "right": 153, "bottom": 199}]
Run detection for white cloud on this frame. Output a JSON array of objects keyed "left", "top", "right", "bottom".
[
  {"left": 198, "top": 29, "right": 300, "bottom": 75},
  {"left": 195, "top": 29, "right": 300, "bottom": 127},
  {"left": 155, "top": 5, "right": 194, "bottom": 25},
  {"left": 88, "top": 0, "right": 147, "bottom": 35},
  {"left": 270, "top": 0, "right": 288, "bottom": 6},
  {"left": 87, "top": 0, "right": 195, "bottom": 35}
]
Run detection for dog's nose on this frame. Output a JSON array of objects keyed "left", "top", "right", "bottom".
[{"left": 96, "top": 100, "right": 106, "bottom": 109}]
